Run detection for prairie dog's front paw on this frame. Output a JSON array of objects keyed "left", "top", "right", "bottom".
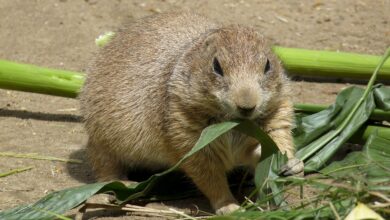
[
  {"left": 279, "top": 157, "right": 304, "bottom": 176},
  {"left": 215, "top": 203, "right": 241, "bottom": 215}
]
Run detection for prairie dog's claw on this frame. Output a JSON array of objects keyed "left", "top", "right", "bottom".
[
  {"left": 279, "top": 158, "right": 304, "bottom": 176},
  {"left": 215, "top": 203, "right": 241, "bottom": 215}
]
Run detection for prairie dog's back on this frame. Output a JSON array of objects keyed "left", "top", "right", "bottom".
[{"left": 80, "top": 12, "right": 218, "bottom": 166}]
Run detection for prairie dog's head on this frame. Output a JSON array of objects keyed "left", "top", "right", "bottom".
[{"left": 172, "top": 25, "right": 287, "bottom": 120}]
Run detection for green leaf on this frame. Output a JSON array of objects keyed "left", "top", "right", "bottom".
[
  {"left": 349, "top": 125, "right": 390, "bottom": 144},
  {"left": 294, "top": 86, "right": 390, "bottom": 172},
  {"left": 293, "top": 86, "right": 361, "bottom": 151},
  {"left": 116, "top": 120, "right": 242, "bottom": 203},
  {"left": 234, "top": 120, "right": 279, "bottom": 159},
  {"left": 254, "top": 153, "right": 287, "bottom": 206},
  {"left": 0, "top": 122, "right": 240, "bottom": 219},
  {"left": 0, "top": 120, "right": 280, "bottom": 219},
  {"left": 373, "top": 85, "right": 390, "bottom": 111},
  {"left": 0, "top": 182, "right": 108, "bottom": 220},
  {"left": 234, "top": 120, "right": 284, "bottom": 205},
  {"left": 295, "top": 47, "right": 390, "bottom": 172},
  {"left": 321, "top": 132, "right": 390, "bottom": 183},
  {"left": 303, "top": 89, "right": 376, "bottom": 172},
  {"left": 178, "top": 121, "right": 240, "bottom": 167},
  {"left": 209, "top": 208, "right": 334, "bottom": 220},
  {"left": 294, "top": 102, "right": 390, "bottom": 122}
]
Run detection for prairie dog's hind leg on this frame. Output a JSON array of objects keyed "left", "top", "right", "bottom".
[
  {"left": 181, "top": 152, "right": 240, "bottom": 215},
  {"left": 86, "top": 139, "right": 127, "bottom": 181},
  {"left": 170, "top": 134, "right": 240, "bottom": 215}
]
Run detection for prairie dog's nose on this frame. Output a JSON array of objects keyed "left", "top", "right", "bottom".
[{"left": 234, "top": 87, "right": 259, "bottom": 117}]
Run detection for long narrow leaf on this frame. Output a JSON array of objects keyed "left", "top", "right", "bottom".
[
  {"left": 294, "top": 87, "right": 362, "bottom": 151},
  {"left": 235, "top": 120, "right": 285, "bottom": 205},
  {"left": 0, "top": 120, "right": 279, "bottom": 219},
  {"left": 320, "top": 132, "right": 390, "bottom": 185},
  {"left": 294, "top": 103, "right": 390, "bottom": 121},
  {"left": 304, "top": 91, "right": 375, "bottom": 172}
]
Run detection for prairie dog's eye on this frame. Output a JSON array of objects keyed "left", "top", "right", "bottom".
[
  {"left": 212, "top": 57, "right": 224, "bottom": 76},
  {"left": 264, "top": 58, "right": 271, "bottom": 74}
]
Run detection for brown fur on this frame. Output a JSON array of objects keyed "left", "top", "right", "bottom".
[{"left": 80, "top": 11, "right": 297, "bottom": 215}]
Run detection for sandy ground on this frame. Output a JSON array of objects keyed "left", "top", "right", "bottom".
[{"left": 0, "top": 0, "right": 389, "bottom": 219}]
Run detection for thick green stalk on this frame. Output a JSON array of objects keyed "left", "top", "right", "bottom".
[
  {"left": 1, "top": 47, "right": 390, "bottom": 98},
  {"left": 349, "top": 125, "right": 390, "bottom": 143},
  {"left": 98, "top": 32, "right": 390, "bottom": 81},
  {"left": 0, "top": 60, "right": 84, "bottom": 98},
  {"left": 273, "top": 47, "right": 390, "bottom": 80}
]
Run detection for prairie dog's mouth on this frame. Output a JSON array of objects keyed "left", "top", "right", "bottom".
[
  {"left": 215, "top": 102, "right": 265, "bottom": 121},
  {"left": 210, "top": 109, "right": 262, "bottom": 123},
  {"left": 213, "top": 91, "right": 269, "bottom": 121},
  {"left": 235, "top": 110, "right": 262, "bottom": 120}
]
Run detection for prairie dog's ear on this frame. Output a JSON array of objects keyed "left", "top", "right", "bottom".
[
  {"left": 203, "top": 29, "right": 221, "bottom": 51},
  {"left": 202, "top": 29, "right": 230, "bottom": 61}
]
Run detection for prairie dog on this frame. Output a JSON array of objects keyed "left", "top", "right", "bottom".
[{"left": 80, "top": 11, "right": 300, "bottom": 215}]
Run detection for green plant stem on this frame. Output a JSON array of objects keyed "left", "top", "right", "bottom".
[
  {"left": 0, "top": 152, "right": 83, "bottom": 163},
  {"left": 97, "top": 32, "right": 390, "bottom": 81},
  {"left": 294, "top": 103, "right": 390, "bottom": 121},
  {"left": 0, "top": 60, "right": 84, "bottom": 98},
  {"left": 1, "top": 58, "right": 388, "bottom": 122},
  {"left": 349, "top": 125, "right": 390, "bottom": 143},
  {"left": 1, "top": 48, "right": 390, "bottom": 98},
  {"left": 273, "top": 47, "right": 390, "bottom": 80},
  {"left": 0, "top": 166, "right": 33, "bottom": 178},
  {"left": 331, "top": 48, "right": 390, "bottom": 128}
]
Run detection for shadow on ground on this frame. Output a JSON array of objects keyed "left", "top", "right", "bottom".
[
  {"left": 0, "top": 108, "right": 82, "bottom": 122},
  {"left": 67, "top": 149, "right": 95, "bottom": 183}
]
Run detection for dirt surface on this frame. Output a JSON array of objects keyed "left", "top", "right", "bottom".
[{"left": 0, "top": 0, "right": 389, "bottom": 219}]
